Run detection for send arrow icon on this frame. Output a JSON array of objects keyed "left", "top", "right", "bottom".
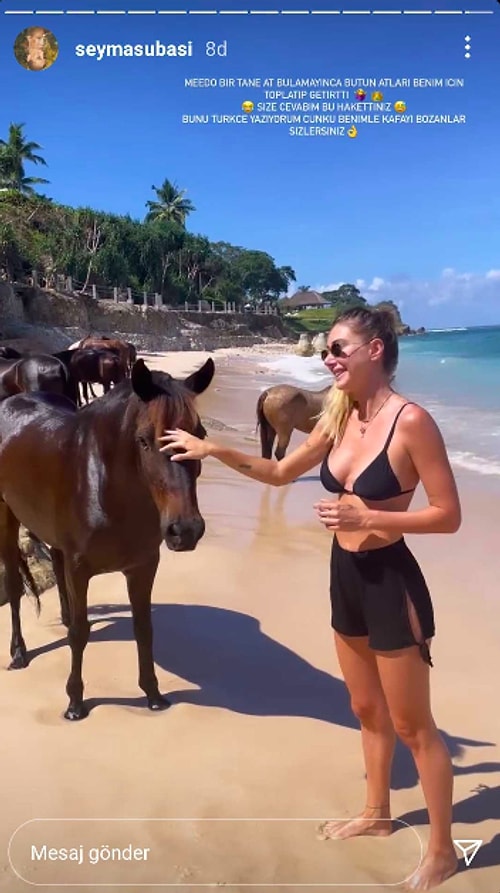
[{"left": 453, "top": 839, "right": 483, "bottom": 866}]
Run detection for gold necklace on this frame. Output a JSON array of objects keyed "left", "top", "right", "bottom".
[{"left": 358, "top": 391, "right": 393, "bottom": 437}]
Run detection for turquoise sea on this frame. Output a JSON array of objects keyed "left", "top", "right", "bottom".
[{"left": 258, "top": 325, "right": 500, "bottom": 480}]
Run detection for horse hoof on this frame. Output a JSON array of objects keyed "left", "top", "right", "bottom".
[
  {"left": 8, "top": 652, "right": 29, "bottom": 670},
  {"left": 147, "top": 695, "right": 171, "bottom": 711},
  {"left": 64, "top": 702, "right": 89, "bottom": 721}
]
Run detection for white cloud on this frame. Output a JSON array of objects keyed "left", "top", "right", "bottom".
[
  {"left": 313, "top": 268, "right": 500, "bottom": 326},
  {"left": 367, "top": 276, "right": 385, "bottom": 292},
  {"left": 320, "top": 281, "right": 344, "bottom": 292}
]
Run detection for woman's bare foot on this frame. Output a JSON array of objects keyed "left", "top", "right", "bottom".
[
  {"left": 404, "top": 849, "right": 458, "bottom": 891},
  {"left": 317, "top": 805, "right": 392, "bottom": 840}
]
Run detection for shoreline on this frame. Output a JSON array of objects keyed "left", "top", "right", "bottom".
[{"left": 148, "top": 343, "right": 500, "bottom": 496}]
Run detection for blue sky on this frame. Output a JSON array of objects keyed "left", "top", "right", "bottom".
[{"left": 1, "top": 0, "right": 499, "bottom": 328}]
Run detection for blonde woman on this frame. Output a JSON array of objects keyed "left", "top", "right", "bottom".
[
  {"left": 25, "top": 27, "right": 47, "bottom": 70},
  {"left": 158, "top": 307, "right": 461, "bottom": 891}
]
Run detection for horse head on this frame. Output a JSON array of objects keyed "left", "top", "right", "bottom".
[{"left": 131, "top": 357, "right": 215, "bottom": 551}]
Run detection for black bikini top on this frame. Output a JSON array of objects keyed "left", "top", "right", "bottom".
[{"left": 320, "top": 402, "right": 416, "bottom": 502}]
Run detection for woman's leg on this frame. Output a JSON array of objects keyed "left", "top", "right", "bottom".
[
  {"left": 375, "top": 630, "right": 457, "bottom": 890},
  {"left": 319, "top": 632, "right": 396, "bottom": 839}
]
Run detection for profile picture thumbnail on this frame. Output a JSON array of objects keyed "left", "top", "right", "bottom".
[{"left": 14, "top": 26, "right": 58, "bottom": 72}]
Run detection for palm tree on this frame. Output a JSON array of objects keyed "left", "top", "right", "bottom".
[
  {"left": 145, "top": 179, "right": 195, "bottom": 227},
  {"left": 0, "top": 123, "right": 49, "bottom": 195}
]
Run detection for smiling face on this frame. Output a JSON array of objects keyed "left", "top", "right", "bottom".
[
  {"left": 25, "top": 28, "right": 47, "bottom": 69},
  {"left": 322, "top": 322, "right": 380, "bottom": 394}
]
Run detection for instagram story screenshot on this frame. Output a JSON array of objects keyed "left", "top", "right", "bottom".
[{"left": 0, "top": 0, "right": 499, "bottom": 891}]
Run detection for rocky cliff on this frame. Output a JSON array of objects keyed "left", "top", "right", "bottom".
[{"left": 0, "top": 283, "right": 292, "bottom": 353}]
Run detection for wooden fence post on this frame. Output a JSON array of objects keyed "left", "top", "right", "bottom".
[
  {"left": 198, "top": 300, "right": 202, "bottom": 312},
  {"left": 127, "top": 287, "right": 133, "bottom": 304},
  {"left": 113, "top": 287, "right": 118, "bottom": 302},
  {"left": 66, "top": 276, "right": 72, "bottom": 292},
  {"left": 92, "top": 284, "right": 97, "bottom": 300},
  {"left": 143, "top": 291, "right": 148, "bottom": 306},
  {"left": 185, "top": 301, "right": 188, "bottom": 312},
  {"left": 155, "top": 293, "right": 162, "bottom": 308}
]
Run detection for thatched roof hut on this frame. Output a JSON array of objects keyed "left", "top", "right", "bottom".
[{"left": 280, "top": 290, "right": 330, "bottom": 311}]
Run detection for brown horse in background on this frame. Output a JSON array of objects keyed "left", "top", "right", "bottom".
[
  {"left": 56, "top": 347, "right": 127, "bottom": 406},
  {"left": 0, "top": 357, "right": 214, "bottom": 720},
  {"left": 78, "top": 335, "right": 131, "bottom": 377},
  {"left": 256, "top": 383, "right": 331, "bottom": 460}
]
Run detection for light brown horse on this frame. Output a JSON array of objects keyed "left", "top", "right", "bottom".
[{"left": 256, "top": 383, "right": 331, "bottom": 460}]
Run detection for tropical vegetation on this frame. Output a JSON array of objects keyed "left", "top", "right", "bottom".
[
  {"left": 0, "top": 124, "right": 296, "bottom": 307},
  {"left": 0, "top": 123, "right": 406, "bottom": 329}
]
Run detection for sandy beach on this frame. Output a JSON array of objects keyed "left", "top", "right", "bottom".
[{"left": 1, "top": 345, "right": 499, "bottom": 893}]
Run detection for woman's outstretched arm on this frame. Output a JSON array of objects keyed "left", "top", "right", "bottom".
[{"left": 158, "top": 420, "right": 332, "bottom": 487}]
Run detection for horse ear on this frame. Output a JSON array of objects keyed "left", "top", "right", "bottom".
[
  {"left": 183, "top": 357, "right": 215, "bottom": 395},
  {"left": 131, "top": 359, "right": 156, "bottom": 401}
]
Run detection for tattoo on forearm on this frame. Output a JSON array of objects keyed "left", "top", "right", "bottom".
[{"left": 238, "top": 463, "right": 252, "bottom": 470}]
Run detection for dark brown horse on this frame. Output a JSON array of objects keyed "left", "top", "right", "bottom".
[
  {"left": 92, "top": 336, "right": 137, "bottom": 372},
  {"left": 127, "top": 342, "right": 137, "bottom": 371},
  {"left": 56, "top": 347, "right": 126, "bottom": 406},
  {"left": 0, "top": 357, "right": 214, "bottom": 720},
  {"left": 78, "top": 335, "right": 130, "bottom": 378},
  {"left": 0, "top": 354, "right": 76, "bottom": 404},
  {"left": 256, "top": 383, "right": 331, "bottom": 460}
]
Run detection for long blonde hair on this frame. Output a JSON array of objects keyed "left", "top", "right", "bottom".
[
  {"left": 317, "top": 306, "right": 399, "bottom": 445},
  {"left": 318, "top": 386, "right": 354, "bottom": 446}
]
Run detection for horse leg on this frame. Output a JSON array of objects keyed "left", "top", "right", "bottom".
[
  {"left": 82, "top": 381, "right": 89, "bottom": 404},
  {"left": 275, "top": 427, "right": 292, "bottom": 461},
  {"left": 124, "top": 553, "right": 170, "bottom": 712},
  {"left": 63, "top": 561, "right": 91, "bottom": 720},
  {"left": 256, "top": 394, "right": 276, "bottom": 459},
  {"left": 88, "top": 383, "right": 98, "bottom": 399},
  {"left": 75, "top": 381, "right": 83, "bottom": 407},
  {"left": 49, "top": 547, "right": 70, "bottom": 627},
  {"left": 259, "top": 417, "right": 276, "bottom": 459},
  {"left": 0, "top": 502, "right": 28, "bottom": 669}
]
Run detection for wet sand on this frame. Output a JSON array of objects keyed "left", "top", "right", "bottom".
[{"left": 1, "top": 347, "right": 499, "bottom": 893}]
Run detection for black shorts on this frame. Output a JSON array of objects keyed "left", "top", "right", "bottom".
[{"left": 330, "top": 537, "right": 435, "bottom": 665}]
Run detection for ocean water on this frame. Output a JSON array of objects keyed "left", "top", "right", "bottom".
[{"left": 258, "top": 326, "right": 500, "bottom": 480}]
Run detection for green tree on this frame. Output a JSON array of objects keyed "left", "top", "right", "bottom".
[
  {"left": 233, "top": 250, "right": 292, "bottom": 304},
  {"left": 145, "top": 179, "right": 195, "bottom": 227},
  {"left": 139, "top": 220, "right": 186, "bottom": 298},
  {"left": 0, "top": 123, "right": 49, "bottom": 195},
  {"left": 322, "top": 283, "right": 367, "bottom": 309}
]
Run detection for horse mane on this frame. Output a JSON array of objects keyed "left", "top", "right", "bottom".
[{"left": 86, "top": 370, "right": 199, "bottom": 436}]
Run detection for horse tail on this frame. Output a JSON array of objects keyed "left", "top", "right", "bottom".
[
  {"left": 256, "top": 391, "right": 275, "bottom": 459},
  {"left": 18, "top": 550, "right": 41, "bottom": 616}
]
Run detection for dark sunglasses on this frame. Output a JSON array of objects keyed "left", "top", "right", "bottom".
[{"left": 321, "top": 339, "right": 372, "bottom": 361}]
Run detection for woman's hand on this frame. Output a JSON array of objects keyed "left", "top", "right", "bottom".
[
  {"left": 158, "top": 429, "right": 212, "bottom": 461},
  {"left": 313, "top": 499, "right": 373, "bottom": 532}
]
